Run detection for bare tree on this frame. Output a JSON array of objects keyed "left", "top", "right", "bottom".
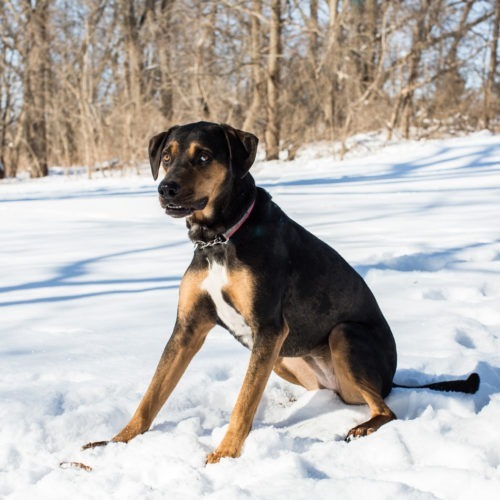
[
  {"left": 147, "top": 0, "right": 175, "bottom": 123},
  {"left": 21, "top": 0, "right": 51, "bottom": 177},
  {"left": 387, "top": 1, "right": 441, "bottom": 139},
  {"left": 265, "top": 0, "right": 281, "bottom": 160},
  {"left": 484, "top": 0, "right": 499, "bottom": 130},
  {"left": 0, "top": 4, "right": 21, "bottom": 178},
  {"left": 242, "top": 0, "right": 265, "bottom": 134}
]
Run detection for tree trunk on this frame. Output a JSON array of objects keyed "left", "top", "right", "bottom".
[
  {"left": 119, "top": 0, "right": 147, "bottom": 169},
  {"left": 265, "top": 0, "right": 282, "bottom": 160},
  {"left": 324, "top": 0, "right": 340, "bottom": 138},
  {"left": 308, "top": 0, "right": 319, "bottom": 65},
  {"left": 156, "top": 0, "right": 175, "bottom": 122},
  {"left": 484, "top": 0, "right": 499, "bottom": 130},
  {"left": 122, "top": 0, "right": 143, "bottom": 108},
  {"left": 22, "top": 0, "right": 50, "bottom": 178},
  {"left": 350, "top": 0, "right": 379, "bottom": 87},
  {"left": 0, "top": 60, "right": 8, "bottom": 179},
  {"left": 243, "top": 1, "right": 264, "bottom": 133}
]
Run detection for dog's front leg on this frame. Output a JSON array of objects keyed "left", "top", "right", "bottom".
[
  {"left": 110, "top": 319, "right": 213, "bottom": 444},
  {"left": 206, "top": 322, "right": 289, "bottom": 464},
  {"left": 83, "top": 269, "right": 215, "bottom": 449}
]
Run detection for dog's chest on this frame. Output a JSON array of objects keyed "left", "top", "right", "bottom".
[{"left": 201, "top": 261, "right": 254, "bottom": 349}]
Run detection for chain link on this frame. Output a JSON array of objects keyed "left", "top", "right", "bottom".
[{"left": 194, "top": 235, "right": 229, "bottom": 251}]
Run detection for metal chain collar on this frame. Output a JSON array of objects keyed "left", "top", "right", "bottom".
[
  {"left": 193, "top": 196, "right": 256, "bottom": 252},
  {"left": 194, "top": 235, "right": 229, "bottom": 251}
]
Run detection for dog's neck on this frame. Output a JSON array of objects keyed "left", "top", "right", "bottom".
[{"left": 186, "top": 175, "right": 257, "bottom": 245}]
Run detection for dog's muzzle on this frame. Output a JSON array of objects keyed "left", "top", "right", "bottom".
[{"left": 158, "top": 181, "right": 208, "bottom": 218}]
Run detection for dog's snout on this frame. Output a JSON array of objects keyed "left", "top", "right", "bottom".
[{"left": 159, "top": 181, "right": 181, "bottom": 198}]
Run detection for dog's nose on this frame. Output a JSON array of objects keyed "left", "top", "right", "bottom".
[{"left": 159, "top": 181, "right": 180, "bottom": 198}]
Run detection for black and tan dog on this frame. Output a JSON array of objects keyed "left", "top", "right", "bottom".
[{"left": 84, "top": 121, "right": 479, "bottom": 463}]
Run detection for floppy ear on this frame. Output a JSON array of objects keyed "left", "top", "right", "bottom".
[
  {"left": 220, "top": 124, "right": 258, "bottom": 178},
  {"left": 148, "top": 126, "right": 179, "bottom": 180}
]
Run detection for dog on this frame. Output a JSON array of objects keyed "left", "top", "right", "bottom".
[{"left": 83, "top": 121, "right": 479, "bottom": 463}]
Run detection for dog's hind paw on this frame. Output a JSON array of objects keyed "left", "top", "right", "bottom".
[
  {"left": 345, "top": 413, "right": 396, "bottom": 442},
  {"left": 345, "top": 425, "right": 374, "bottom": 442}
]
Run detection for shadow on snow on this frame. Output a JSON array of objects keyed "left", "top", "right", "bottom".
[
  {"left": 260, "top": 142, "right": 500, "bottom": 190},
  {"left": 0, "top": 241, "right": 186, "bottom": 307},
  {"left": 355, "top": 240, "right": 500, "bottom": 276}
]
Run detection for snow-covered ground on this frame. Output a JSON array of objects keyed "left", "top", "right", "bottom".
[{"left": 1, "top": 132, "right": 499, "bottom": 499}]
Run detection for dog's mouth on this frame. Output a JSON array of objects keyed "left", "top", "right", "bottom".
[{"left": 163, "top": 197, "right": 208, "bottom": 218}]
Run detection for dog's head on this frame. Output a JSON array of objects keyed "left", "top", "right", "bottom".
[{"left": 148, "top": 122, "right": 258, "bottom": 219}]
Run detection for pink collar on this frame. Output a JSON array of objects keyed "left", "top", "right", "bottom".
[
  {"left": 223, "top": 197, "right": 256, "bottom": 240},
  {"left": 194, "top": 197, "right": 256, "bottom": 251}
]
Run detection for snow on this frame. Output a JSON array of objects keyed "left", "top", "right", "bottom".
[{"left": 1, "top": 132, "right": 500, "bottom": 499}]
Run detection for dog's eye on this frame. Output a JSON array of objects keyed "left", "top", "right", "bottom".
[
  {"left": 163, "top": 153, "right": 171, "bottom": 164},
  {"left": 199, "top": 153, "right": 211, "bottom": 165}
]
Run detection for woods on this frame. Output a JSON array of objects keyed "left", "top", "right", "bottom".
[{"left": 0, "top": 0, "right": 498, "bottom": 178}]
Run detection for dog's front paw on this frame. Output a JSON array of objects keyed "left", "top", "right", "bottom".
[
  {"left": 205, "top": 444, "right": 241, "bottom": 464},
  {"left": 111, "top": 420, "right": 148, "bottom": 444},
  {"left": 205, "top": 450, "right": 223, "bottom": 464},
  {"left": 205, "top": 450, "right": 237, "bottom": 464}
]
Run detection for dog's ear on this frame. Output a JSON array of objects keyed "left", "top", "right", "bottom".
[
  {"left": 220, "top": 124, "right": 258, "bottom": 178},
  {"left": 148, "top": 126, "right": 179, "bottom": 180}
]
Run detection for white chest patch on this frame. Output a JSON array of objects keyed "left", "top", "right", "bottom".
[{"left": 201, "top": 261, "right": 254, "bottom": 349}]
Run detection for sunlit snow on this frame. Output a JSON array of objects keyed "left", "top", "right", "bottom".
[{"left": 1, "top": 131, "right": 499, "bottom": 499}]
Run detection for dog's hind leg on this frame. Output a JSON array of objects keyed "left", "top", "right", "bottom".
[
  {"left": 328, "top": 323, "right": 397, "bottom": 441},
  {"left": 273, "top": 356, "right": 322, "bottom": 390}
]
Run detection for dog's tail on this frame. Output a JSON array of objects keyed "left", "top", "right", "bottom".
[{"left": 393, "top": 372, "right": 480, "bottom": 394}]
